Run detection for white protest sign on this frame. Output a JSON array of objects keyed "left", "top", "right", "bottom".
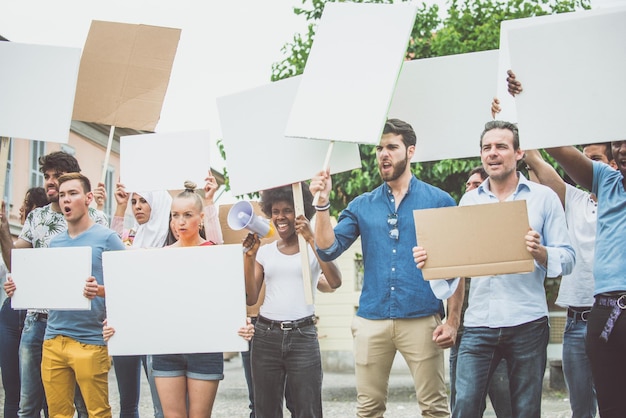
[
  {"left": 284, "top": 2, "right": 418, "bottom": 145},
  {"left": 388, "top": 50, "right": 499, "bottom": 162},
  {"left": 103, "top": 245, "right": 248, "bottom": 356},
  {"left": 11, "top": 247, "right": 91, "bottom": 310},
  {"left": 120, "top": 130, "right": 211, "bottom": 192},
  {"left": 503, "top": 8, "right": 626, "bottom": 149},
  {"left": 0, "top": 42, "right": 80, "bottom": 143},
  {"left": 217, "top": 76, "right": 361, "bottom": 197}
]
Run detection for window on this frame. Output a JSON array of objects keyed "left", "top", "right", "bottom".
[{"left": 29, "top": 141, "right": 46, "bottom": 187}]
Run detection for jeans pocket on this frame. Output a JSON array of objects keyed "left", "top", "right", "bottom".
[{"left": 296, "top": 325, "right": 318, "bottom": 339}]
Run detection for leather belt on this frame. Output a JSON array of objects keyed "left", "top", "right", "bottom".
[
  {"left": 595, "top": 293, "right": 626, "bottom": 342},
  {"left": 567, "top": 307, "right": 591, "bottom": 322},
  {"left": 257, "top": 315, "right": 316, "bottom": 331}
]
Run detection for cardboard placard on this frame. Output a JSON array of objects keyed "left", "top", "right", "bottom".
[
  {"left": 0, "top": 42, "right": 80, "bottom": 143},
  {"left": 103, "top": 245, "right": 248, "bottom": 356},
  {"left": 217, "top": 76, "right": 361, "bottom": 197},
  {"left": 119, "top": 130, "right": 210, "bottom": 192},
  {"left": 284, "top": 2, "right": 418, "bottom": 145},
  {"left": 388, "top": 50, "right": 499, "bottom": 162},
  {"left": 414, "top": 201, "right": 534, "bottom": 280},
  {"left": 73, "top": 20, "right": 181, "bottom": 131},
  {"left": 11, "top": 247, "right": 91, "bottom": 310},
  {"left": 503, "top": 8, "right": 626, "bottom": 149}
]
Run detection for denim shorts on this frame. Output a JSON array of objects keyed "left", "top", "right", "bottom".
[{"left": 151, "top": 352, "right": 224, "bottom": 381}]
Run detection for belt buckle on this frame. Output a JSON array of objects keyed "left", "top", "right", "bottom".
[
  {"left": 617, "top": 295, "right": 626, "bottom": 310},
  {"left": 280, "top": 321, "right": 293, "bottom": 331},
  {"left": 580, "top": 310, "right": 590, "bottom": 321}
]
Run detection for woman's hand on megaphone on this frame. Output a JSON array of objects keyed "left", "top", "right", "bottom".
[
  {"left": 242, "top": 232, "right": 261, "bottom": 255},
  {"left": 295, "top": 215, "right": 314, "bottom": 246}
]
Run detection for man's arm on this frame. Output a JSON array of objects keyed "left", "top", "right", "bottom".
[
  {"left": 524, "top": 149, "right": 566, "bottom": 207},
  {"left": 545, "top": 146, "right": 594, "bottom": 191},
  {"left": 432, "top": 278, "right": 464, "bottom": 349},
  {"left": 309, "top": 169, "right": 336, "bottom": 250}
]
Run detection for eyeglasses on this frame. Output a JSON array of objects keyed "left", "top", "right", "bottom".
[{"left": 387, "top": 213, "right": 399, "bottom": 240}]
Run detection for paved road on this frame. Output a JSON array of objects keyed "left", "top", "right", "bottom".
[{"left": 1, "top": 354, "right": 574, "bottom": 417}]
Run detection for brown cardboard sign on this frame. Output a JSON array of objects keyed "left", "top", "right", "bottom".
[
  {"left": 73, "top": 20, "right": 181, "bottom": 131},
  {"left": 414, "top": 200, "right": 534, "bottom": 280}
]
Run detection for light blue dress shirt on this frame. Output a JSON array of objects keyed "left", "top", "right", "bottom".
[{"left": 460, "top": 173, "right": 575, "bottom": 328}]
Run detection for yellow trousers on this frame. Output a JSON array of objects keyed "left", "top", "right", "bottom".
[{"left": 41, "top": 335, "right": 112, "bottom": 418}]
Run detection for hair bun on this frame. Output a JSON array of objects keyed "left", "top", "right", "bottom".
[{"left": 183, "top": 180, "right": 196, "bottom": 192}]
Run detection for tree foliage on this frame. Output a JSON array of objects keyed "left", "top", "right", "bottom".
[{"left": 268, "top": 0, "right": 589, "bottom": 214}]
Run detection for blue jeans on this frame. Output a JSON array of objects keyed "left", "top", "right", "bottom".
[
  {"left": 450, "top": 331, "right": 512, "bottom": 417},
  {"left": 18, "top": 313, "right": 48, "bottom": 418},
  {"left": 113, "top": 355, "right": 163, "bottom": 418},
  {"left": 453, "top": 317, "right": 549, "bottom": 418},
  {"left": 251, "top": 321, "right": 322, "bottom": 418},
  {"left": 0, "top": 299, "right": 26, "bottom": 418},
  {"left": 562, "top": 316, "right": 597, "bottom": 418}
]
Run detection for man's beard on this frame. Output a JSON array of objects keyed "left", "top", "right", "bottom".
[{"left": 379, "top": 155, "right": 409, "bottom": 182}]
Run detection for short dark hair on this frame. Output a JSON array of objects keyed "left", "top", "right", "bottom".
[
  {"left": 39, "top": 151, "right": 81, "bottom": 174},
  {"left": 58, "top": 172, "right": 91, "bottom": 193},
  {"left": 25, "top": 187, "right": 48, "bottom": 209},
  {"left": 468, "top": 166, "right": 487, "bottom": 181},
  {"left": 383, "top": 118, "right": 417, "bottom": 149},
  {"left": 261, "top": 182, "right": 314, "bottom": 220},
  {"left": 480, "top": 120, "right": 520, "bottom": 151},
  {"left": 581, "top": 142, "right": 613, "bottom": 161}
]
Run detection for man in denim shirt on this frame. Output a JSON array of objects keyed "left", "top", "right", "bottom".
[{"left": 310, "top": 118, "right": 462, "bottom": 418}]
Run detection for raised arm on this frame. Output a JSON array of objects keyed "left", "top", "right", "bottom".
[
  {"left": 545, "top": 146, "right": 594, "bottom": 191},
  {"left": 309, "top": 169, "right": 336, "bottom": 250},
  {"left": 524, "top": 149, "right": 566, "bottom": 207},
  {"left": 203, "top": 172, "right": 224, "bottom": 245}
]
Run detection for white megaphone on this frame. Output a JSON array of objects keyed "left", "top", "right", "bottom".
[{"left": 227, "top": 201, "right": 275, "bottom": 238}]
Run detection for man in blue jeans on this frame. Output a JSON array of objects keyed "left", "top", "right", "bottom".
[
  {"left": 415, "top": 120, "right": 575, "bottom": 418},
  {"left": 0, "top": 152, "right": 108, "bottom": 418}
]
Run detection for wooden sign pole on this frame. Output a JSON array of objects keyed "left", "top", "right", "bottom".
[{"left": 292, "top": 182, "right": 313, "bottom": 304}]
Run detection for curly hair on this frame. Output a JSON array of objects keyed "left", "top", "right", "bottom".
[
  {"left": 39, "top": 151, "right": 81, "bottom": 174},
  {"left": 260, "top": 182, "right": 314, "bottom": 220}
]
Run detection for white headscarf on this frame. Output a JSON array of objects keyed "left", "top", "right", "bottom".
[{"left": 130, "top": 190, "right": 172, "bottom": 248}]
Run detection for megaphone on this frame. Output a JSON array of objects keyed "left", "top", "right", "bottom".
[{"left": 227, "top": 201, "right": 275, "bottom": 238}]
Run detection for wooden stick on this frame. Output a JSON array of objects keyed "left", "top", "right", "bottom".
[
  {"left": 311, "top": 140, "right": 334, "bottom": 206},
  {"left": 292, "top": 182, "right": 313, "bottom": 305},
  {"left": 100, "top": 125, "right": 115, "bottom": 184},
  {"left": 0, "top": 137, "right": 10, "bottom": 203}
]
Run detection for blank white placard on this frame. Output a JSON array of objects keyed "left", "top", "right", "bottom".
[
  {"left": 120, "top": 130, "right": 211, "bottom": 192},
  {"left": 388, "top": 50, "right": 499, "bottom": 162},
  {"left": 217, "top": 76, "right": 361, "bottom": 197},
  {"left": 103, "top": 245, "right": 248, "bottom": 356},
  {"left": 11, "top": 247, "right": 91, "bottom": 310},
  {"left": 0, "top": 42, "right": 80, "bottom": 143},
  {"left": 505, "top": 8, "right": 626, "bottom": 149},
  {"left": 284, "top": 2, "right": 418, "bottom": 145}
]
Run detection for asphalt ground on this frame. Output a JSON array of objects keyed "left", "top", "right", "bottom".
[{"left": 0, "top": 353, "right": 575, "bottom": 417}]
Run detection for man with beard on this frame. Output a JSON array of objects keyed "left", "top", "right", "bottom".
[
  {"left": 310, "top": 118, "right": 461, "bottom": 418},
  {"left": 0, "top": 151, "right": 107, "bottom": 418}
]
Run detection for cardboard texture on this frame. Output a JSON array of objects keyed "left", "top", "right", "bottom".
[
  {"left": 0, "top": 42, "right": 81, "bottom": 143},
  {"left": 11, "top": 247, "right": 91, "bottom": 310},
  {"left": 73, "top": 20, "right": 181, "bottom": 131},
  {"left": 103, "top": 245, "right": 248, "bottom": 356},
  {"left": 388, "top": 50, "right": 499, "bottom": 162},
  {"left": 284, "top": 2, "right": 418, "bottom": 145},
  {"left": 414, "top": 200, "right": 534, "bottom": 280}
]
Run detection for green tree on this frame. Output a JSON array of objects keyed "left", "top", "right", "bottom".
[{"left": 270, "top": 0, "right": 589, "bottom": 214}]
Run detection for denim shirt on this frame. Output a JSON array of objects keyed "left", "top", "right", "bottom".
[{"left": 317, "top": 176, "right": 455, "bottom": 320}]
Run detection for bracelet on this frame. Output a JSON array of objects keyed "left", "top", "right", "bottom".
[{"left": 314, "top": 202, "right": 331, "bottom": 211}]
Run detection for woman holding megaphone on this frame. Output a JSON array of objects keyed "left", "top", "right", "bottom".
[{"left": 240, "top": 182, "right": 342, "bottom": 418}]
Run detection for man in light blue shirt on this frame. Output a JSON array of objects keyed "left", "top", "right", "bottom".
[{"left": 415, "top": 120, "right": 575, "bottom": 418}]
